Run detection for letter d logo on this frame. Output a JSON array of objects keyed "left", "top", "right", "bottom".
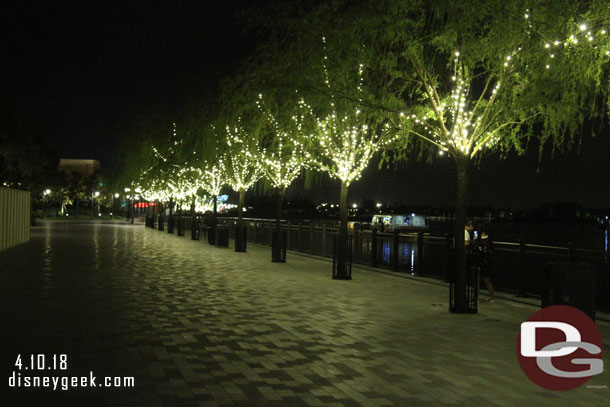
[{"left": 520, "top": 322, "right": 581, "bottom": 357}]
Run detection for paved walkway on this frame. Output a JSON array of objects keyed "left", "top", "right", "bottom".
[{"left": 1, "top": 222, "right": 609, "bottom": 406}]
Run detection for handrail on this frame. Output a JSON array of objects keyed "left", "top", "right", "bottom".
[{"left": 206, "top": 216, "right": 606, "bottom": 255}]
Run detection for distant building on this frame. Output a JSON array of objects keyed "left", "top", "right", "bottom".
[{"left": 58, "top": 159, "right": 100, "bottom": 179}]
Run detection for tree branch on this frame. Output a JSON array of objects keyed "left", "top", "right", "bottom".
[
  {"left": 470, "top": 112, "right": 543, "bottom": 157},
  {"left": 409, "top": 130, "right": 449, "bottom": 151}
]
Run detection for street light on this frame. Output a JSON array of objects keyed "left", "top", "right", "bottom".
[
  {"left": 111, "top": 193, "right": 119, "bottom": 219},
  {"left": 90, "top": 191, "right": 98, "bottom": 219},
  {"left": 126, "top": 193, "right": 135, "bottom": 225},
  {"left": 95, "top": 191, "right": 101, "bottom": 216},
  {"left": 42, "top": 189, "right": 51, "bottom": 219}
]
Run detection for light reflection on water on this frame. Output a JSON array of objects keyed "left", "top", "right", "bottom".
[
  {"left": 604, "top": 229, "right": 608, "bottom": 263},
  {"left": 382, "top": 240, "right": 390, "bottom": 262},
  {"left": 379, "top": 240, "right": 417, "bottom": 271}
]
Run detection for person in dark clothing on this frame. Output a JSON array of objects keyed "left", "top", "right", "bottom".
[{"left": 473, "top": 224, "right": 496, "bottom": 302}]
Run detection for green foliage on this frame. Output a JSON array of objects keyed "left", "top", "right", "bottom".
[{"left": 114, "top": 0, "right": 610, "bottom": 207}]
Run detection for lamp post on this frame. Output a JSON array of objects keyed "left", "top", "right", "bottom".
[
  {"left": 112, "top": 193, "right": 119, "bottom": 219},
  {"left": 94, "top": 191, "right": 100, "bottom": 217},
  {"left": 42, "top": 189, "right": 51, "bottom": 219},
  {"left": 91, "top": 191, "right": 100, "bottom": 219},
  {"left": 134, "top": 187, "right": 142, "bottom": 224},
  {"left": 134, "top": 187, "right": 142, "bottom": 217},
  {"left": 131, "top": 195, "right": 142, "bottom": 225},
  {"left": 125, "top": 188, "right": 133, "bottom": 224}
]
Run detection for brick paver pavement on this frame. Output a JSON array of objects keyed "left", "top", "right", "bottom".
[{"left": 1, "top": 222, "right": 609, "bottom": 406}]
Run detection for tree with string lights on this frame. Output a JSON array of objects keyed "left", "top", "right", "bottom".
[
  {"left": 131, "top": 121, "right": 199, "bottom": 232},
  {"left": 256, "top": 94, "right": 314, "bottom": 261},
  {"left": 200, "top": 159, "right": 226, "bottom": 216},
  {"left": 286, "top": 0, "right": 609, "bottom": 307},
  {"left": 387, "top": 1, "right": 609, "bottom": 310},
  {"left": 223, "top": 119, "right": 264, "bottom": 251},
  {"left": 197, "top": 126, "right": 229, "bottom": 217},
  {"left": 304, "top": 37, "right": 396, "bottom": 278}
]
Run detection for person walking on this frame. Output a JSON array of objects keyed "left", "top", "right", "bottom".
[{"left": 474, "top": 224, "right": 496, "bottom": 303}]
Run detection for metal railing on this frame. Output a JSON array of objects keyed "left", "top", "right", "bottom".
[{"left": 156, "top": 215, "right": 610, "bottom": 312}]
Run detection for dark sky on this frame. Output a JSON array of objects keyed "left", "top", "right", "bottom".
[
  {"left": 2, "top": 1, "right": 610, "bottom": 209},
  {"left": 2, "top": 1, "right": 251, "bottom": 165}
]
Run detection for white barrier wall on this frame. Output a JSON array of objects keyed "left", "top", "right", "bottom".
[{"left": 0, "top": 187, "right": 31, "bottom": 252}]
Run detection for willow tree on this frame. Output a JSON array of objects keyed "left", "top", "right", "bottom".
[
  {"left": 298, "top": 0, "right": 609, "bottom": 307},
  {"left": 224, "top": 119, "right": 264, "bottom": 249},
  {"left": 304, "top": 38, "right": 395, "bottom": 278},
  {"left": 200, "top": 158, "right": 226, "bottom": 216},
  {"left": 256, "top": 94, "right": 313, "bottom": 252}
]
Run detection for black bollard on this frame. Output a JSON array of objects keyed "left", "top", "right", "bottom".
[
  {"left": 272, "top": 229, "right": 287, "bottom": 262},
  {"left": 168, "top": 215, "right": 174, "bottom": 234},
  {"left": 177, "top": 216, "right": 185, "bottom": 236},
  {"left": 235, "top": 224, "right": 247, "bottom": 252},
  {"left": 207, "top": 226, "right": 216, "bottom": 245},
  {"left": 191, "top": 218, "right": 199, "bottom": 240}
]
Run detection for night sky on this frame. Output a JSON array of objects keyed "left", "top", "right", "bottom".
[{"left": 2, "top": 1, "right": 609, "bottom": 209}]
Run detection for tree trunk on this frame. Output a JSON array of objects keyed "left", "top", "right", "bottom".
[
  {"left": 337, "top": 180, "right": 349, "bottom": 277},
  {"left": 275, "top": 187, "right": 285, "bottom": 237},
  {"left": 213, "top": 193, "right": 217, "bottom": 216},
  {"left": 191, "top": 195, "right": 196, "bottom": 225},
  {"left": 191, "top": 195, "right": 197, "bottom": 239},
  {"left": 238, "top": 188, "right": 245, "bottom": 227},
  {"left": 453, "top": 155, "right": 470, "bottom": 311}
]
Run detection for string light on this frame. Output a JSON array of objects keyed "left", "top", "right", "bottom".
[
  {"left": 306, "top": 36, "right": 397, "bottom": 186},
  {"left": 224, "top": 118, "right": 264, "bottom": 192},
  {"left": 256, "top": 94, "right": 313, "bottom": 189},
  {"left": 396, "top": 9, "right": 610, "bottom": 159}
]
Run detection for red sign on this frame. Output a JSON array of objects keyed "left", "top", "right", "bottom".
[{"left": 134, "top": 202, "right": 156, "bottom": 208}]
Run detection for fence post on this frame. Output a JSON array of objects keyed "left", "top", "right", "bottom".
[
  {"left": 518, "top": 238, "right": 526, "bottom": 297},
  {"left": 444, "top": 234, "right": 451, "bottom": 282},
  {"left": 286, "top": 223, "right": 291, "bottom": 250},
  {"left": 371, "top": 228, "right": 378, "bottom": 267},
  {"left": 322, "top": 226, "right": 326, "bottom": 257},
  {"left": 392, "top": 229, "right": 400, "bottom": 272},
  {"left": 296, "top": 222, "right": 301, "bottom": 251},
  {"left": 310, "top": 224, "right": 314, "bottom": 254},
  {"left": 416, "top": 231, "right": 424, "bottom": 276},
  {"left": 568, "top": 242, "right": 575, "bottom": 262},
  {"left": 353, "top": 227, "right": 360, "bottom": 262}
]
